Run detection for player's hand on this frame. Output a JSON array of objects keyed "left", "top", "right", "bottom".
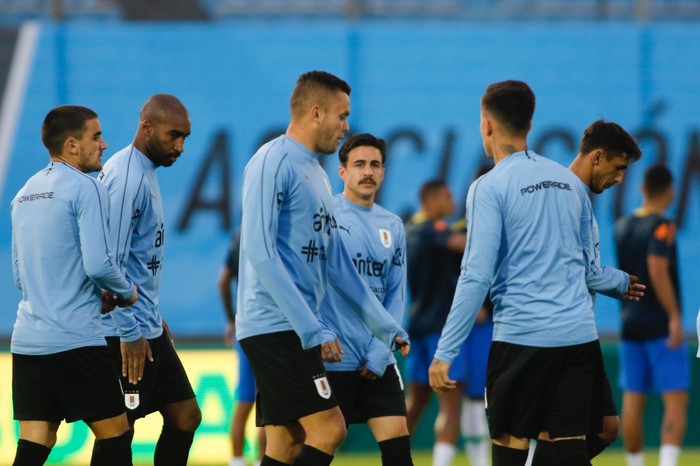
[
  {"left": 101, "top": 290, "right": 117, "bottom": 314},
  {"left": 622, "top": 274, "right": 646, "bottom": 301},
  {"left": 116, "top": 285, "right": 138, "bottom": 307},
  {"left": 394, "top": 336, "right": 410, "bottom": 357},
  {"left": 667, "top": 315, "right": 683, "bottom": 349},
  {"left": 321, "top": 338, "right": 344, "bottom": 363},
  {"left": 225, "top": 321, "right": 235, "bottom": 347},
  {"left": 429, "top": 358, "right": 456, "bottom": 393},
  {"left": 162, "top": 319, "right": 175, "bottom": 348},
  {"left": 357, "top": 362, "right": 379, "bottom": 381},
  {"left": 121, "top": 336, "right": 153, "bottom": 385}
]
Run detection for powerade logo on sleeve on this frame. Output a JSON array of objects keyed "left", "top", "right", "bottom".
[
  {"left": 519, "top": 181, "right": 571, "bottom": 196},
  {"left": 16, "top": 192, "right": 53, "bottom": 202}
]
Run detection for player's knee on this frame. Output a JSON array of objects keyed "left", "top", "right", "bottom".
[
  {"left": 326, "top": 420, "right": 348, "bottom": 447},
  {"left": 179, "top": 401, "right": 202, "bottom": 431}
]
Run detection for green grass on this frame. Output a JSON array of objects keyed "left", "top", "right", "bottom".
[
  {"left": 132, "top": 448, "right": 700, "bottom": 465},
  {"left": 331, "top": 449, "right": 700, "bottom": 466}
]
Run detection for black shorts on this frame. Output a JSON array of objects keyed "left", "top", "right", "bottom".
[
  {"left": 327, "top": 364, "right": 407, "bottom": 425},
  {"left": 239, "top": 331, "right": 337, "bottom": 426},
  {"left": 485, "top": 340, "right": 600, "bottom": 439},
  {"left": 13, "top": 346, "right": 125, "bottom": 424},
  {"left": 106, "top": 333, "right": 196, "bottom": 421}
]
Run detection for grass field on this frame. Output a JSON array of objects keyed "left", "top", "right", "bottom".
[
  {"left": 330, "top": 449, "right": 700, "bottom": 465},
  {"left": 131, "top": 448, "right": 700, "bottom": 466}
]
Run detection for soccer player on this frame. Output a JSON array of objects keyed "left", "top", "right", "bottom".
[
  {"left": 566, "top": 119, "right": 644, "bottom": 463},
  {"left": 236, "top": 71, "right": 410, "bottom": 466},
  {"left": 218, "top": 229, "right": 265, "bottom": 466},
  {"left": 429, "top": 80, "right": 628, "bottom": 466},
  {"left": 403, "top": 179, "right": 471, "bottom": 466},
  {"left": 614, "top": 164, "right": 689, "bottom": 466},
  {"left": 320, "top": 133, "right": 413, "bottom": 466},
  {"left": 96, "top": 94, "right": 201, "bottom": 466},
  {"left": 10, "top": 105, "right": 138, "bottom": 466}
]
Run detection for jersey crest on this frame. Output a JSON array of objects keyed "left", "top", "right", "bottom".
[
  {"left": 125, "top": 391, "right": 140, "bottom": 410},
  {"left": 379, "top": 228, "right": 392, "bottom": 248},
  {"left": 314, "top": 375, "right": 332, "bottom": 399}
]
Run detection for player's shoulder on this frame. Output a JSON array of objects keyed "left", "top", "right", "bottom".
[
  {"left": 248, "top": 135, "right": 290, "bottom": 168},
  {"left": 102, "top": 145, "right": 144, "bottom": 177},
  {"left": 372, "top": 203, "right": 404, "bottom": 228}
]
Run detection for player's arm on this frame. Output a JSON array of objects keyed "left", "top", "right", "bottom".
[
  {"left": 11, "top": 220, "right": 21, "bottom": 290},
  {"left": 218, "top": 264, "right": 235, "bottom": 346},
  {"left": 218, "top": 232, "right": 240, "bottom": 346},
  {"left": 78, "top": 180, "right": 136, "bottom": 303},
  {"left": 363, "top": 226, "right": 408, "bottom": 376},
  {"left": 647, "top": 222, "right": 683, "bottom": 348},
  {"left": 241, "top": 157, "right": 323, "bottom": 350},
  {"left": 327, "top": 231, "right": 409, "bottom": 355},
  {"left": 579, "top": 189, "right": 643, "bottom": 300},
  {"left": 100, "top": 166, "right": 150, "bottom": 384},
  {"left": 430, "top": 180, "right": 498, "bottom": 392}
]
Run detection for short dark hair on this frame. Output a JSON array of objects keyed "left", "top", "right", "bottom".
[
  {"left": 290, "top": 71, "right": 351, "bottom": 118},
  {"left": 41, "top": 105, "right": 98, "bottom": 155},
  {"left": 579, "top": 120, "right": 641, "bottom": 162},
  {"left": 419, "top": 179, "right": 448, "bottom": 203},
  {"left": 643, "top": 164, "right": 673, "bottom": 198},
  {"left": 338, "top": 133, "right": 386, "bottom": 166},
  {"left": 481, "top": 80, "right": 535, "bottom": 136}
]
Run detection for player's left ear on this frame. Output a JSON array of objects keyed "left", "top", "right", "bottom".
[{"left": 593, "top": 149, "right": 603, "bottom": 165}]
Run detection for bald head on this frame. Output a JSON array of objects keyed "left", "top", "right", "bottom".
[
  {"left": 134, "top": 94, "right": 191, "bottom": 167},
  {"left": 140, "top": 94, "right": 188, "bottom": 125}
]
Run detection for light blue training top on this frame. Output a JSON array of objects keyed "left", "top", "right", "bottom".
[
  {"left": 321, "top": 194, "right": 406, "bottom": 376},
  {"left": 236, "top": 135, "right": 408, "bottom": 351},
  {"left": 435, "top": 150, "right": 626, "bottom": 364},
  {"left": 11, "top": 162, "right": 134, "bottom": 355},
  {"left": 99, "top": 145, "right": 165, "bottom": 341}
]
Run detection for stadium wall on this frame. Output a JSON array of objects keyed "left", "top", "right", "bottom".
[{"left": 0, "top": 20, "right": 699, "bottom": 337}]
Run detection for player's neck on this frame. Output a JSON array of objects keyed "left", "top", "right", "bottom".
[
  {"left": 639, "top": 199, "right": 667, "bottom": 215},
  {"left": 342, "top": 191, "right": 374, "bottom": 208}
]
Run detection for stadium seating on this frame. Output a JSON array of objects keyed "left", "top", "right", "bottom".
[{"left": 2, "top": 0, "right": 700, "bottom": 22}]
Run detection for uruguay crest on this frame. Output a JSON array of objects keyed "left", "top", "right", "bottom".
[
  {"left": 125, "top": 392, "right": 140, "bottom": 410},
  {"left": 379, "top": 228, "right": 392, "bottom": 248},
  {"left": 314, "top": 376, "right": 332, "bottom": 399}
]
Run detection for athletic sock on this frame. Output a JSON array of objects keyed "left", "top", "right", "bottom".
[
  {"left": 531, "top": 440, "right": 556, "bottom": 466},
  {"left": 433, "top": 441, "right": 456, "bottom": 466},
  {"left": 261, "top": 456, "right": 290, "bottom": 466},
  {"left": 659, "top": 444, "right": 680, "bottom": 466},
  {"left": 12, "top": 439, "right": 51, "bottom": 466},
  {"left": 230, "top": 457, "right": 246, "bottom": 466},
  {"left": 587, "top": 434, "right": 611, "bottom": 460},
  {"left": 378, "top": 435, "right": 413, "bottom": 466},
  {"left": 491, "top": 444, "right": 528, "bottom": 466},
  {"left": 153, "top": 426, "right": 195, "bottom": 466},
  {"left": 291, "top": 445, "right": 333, "bottom": 466},
  {"left": 550, "top": 439, "right": 588, "bottom": 466},
  {"left": 92, "top": 430, "right": 133, "bottom": 466},
  {"left": 626, "top": 451, "right": 644, "bottom": 466}
]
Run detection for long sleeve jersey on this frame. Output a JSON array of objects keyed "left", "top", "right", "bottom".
[
  {"left": 576, "top": 177, "right": 629, "bottom": 303},
  {"left": 10, "top": 162, "right": 134, "bottom": 355},
  {"left": 99, "top": 145, "right": 164, "bottom": 341},
  {"left": 435, "top": 150, "right": 597, "bottom": 364},
  {"left": 321, "top": 194, "right": 407, "bottom": 376},
  {"left": 236, "top": 135, "right": 408, "bottom": 351}
]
